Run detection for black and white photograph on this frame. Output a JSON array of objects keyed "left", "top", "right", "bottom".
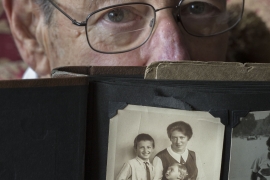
[
  {"left": 229, "top": 111, "right": 270, "bottom": 180},
  {"left": 106, "top": 105, "right": 225, "bottom": 180}
]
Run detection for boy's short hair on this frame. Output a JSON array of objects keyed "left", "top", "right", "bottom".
[
  {"left": 133, "top": 133, "right": 155, "bottom": 149},
  {"left": 171, "top": 163, "right": 188, "bottom": 180},
  {"left": 266, "top": 137, "right": 270, "bottom": 147},
  {"left": 167, "top": 121, "right": 193, "bottom": 140}
]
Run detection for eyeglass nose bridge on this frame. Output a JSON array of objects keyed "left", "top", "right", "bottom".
[
  {"left": 145, "top": 4, "right": 183, "bottom": 47},
  {"left": 150, "top": 0, "right": 185, "bottom": 27},
  {"left": 150, "top": 5, "right": 182, "bottom": 30},
  {"left": 149, "top": 19, "right": 155, "bottom": 28}
]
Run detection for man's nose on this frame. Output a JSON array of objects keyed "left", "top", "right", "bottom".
[{"left": 140, "top": 10, "right": 190, "bottom": 65}]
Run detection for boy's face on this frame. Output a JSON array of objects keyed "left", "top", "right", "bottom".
[
  {"left": 135, "top": 140, "right": 154, "bottom": 161},
  {"left": 165, "top": 165, "right": 180, "bottom": 180}
]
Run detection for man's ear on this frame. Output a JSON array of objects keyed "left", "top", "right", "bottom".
[{"left": 2, "top": 0, "right": 51, "bottom": 76}]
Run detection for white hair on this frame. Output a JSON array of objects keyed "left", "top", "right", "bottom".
[{"left": 35, "top": 0, "right": 54, "bottom": 24}]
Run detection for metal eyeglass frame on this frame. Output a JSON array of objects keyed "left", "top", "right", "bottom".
[{"left": 48, "top": 0, "right": 245, "bottom": 54}]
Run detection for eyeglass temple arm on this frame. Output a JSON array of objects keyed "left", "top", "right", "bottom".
[
  {"left": 177, "top": 0, "right": 183, "bottom": 7},
  {"left": 48, "top": 0, "right": 86, "bottom": 26}
]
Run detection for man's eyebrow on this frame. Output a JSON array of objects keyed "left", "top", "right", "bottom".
[
  {"left": 87, "top": 0, "right": 180, "bottom": 11},
  {"left": 88, "top": 0, "right": 134, "bottom": 9}
]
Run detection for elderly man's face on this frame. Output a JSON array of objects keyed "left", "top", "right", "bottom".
[
  {"left": 42, "top": 0, "right": 228, "bottom": 73},
  {"left": 3, "top": 0, "right": 232, "bottom": 76}
]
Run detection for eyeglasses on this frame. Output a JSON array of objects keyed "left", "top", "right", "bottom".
[{"left": 48, "top": 0, "right": 245, "bottom": 54}]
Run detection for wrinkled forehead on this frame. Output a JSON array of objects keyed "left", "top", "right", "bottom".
[
  {"left": 79, "top": 0, "right": 228, "bottom": 9},
  {"left": 88, "top": 0, "right": 180, "bottom": 8},
  {"left": 63, "top": 0, "right": 228, "bottom": 8}
]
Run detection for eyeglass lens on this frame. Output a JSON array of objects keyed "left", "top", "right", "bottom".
[
  {"left": 86, "top": 4, "right": 155, "bottom": 53},
  {"left": 179, "top": 0, "right": 244, "bottom": 36},
  {"left": 85, "top": 0, "right": 244, "bottom": 53}
]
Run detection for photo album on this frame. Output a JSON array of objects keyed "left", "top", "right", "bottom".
[{"left": 1, "top": 61, "right": 270, "bottom": 180}]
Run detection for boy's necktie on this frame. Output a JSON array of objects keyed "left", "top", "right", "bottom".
[
  {"left": 144, "top": 162, "right": 151, "bottom": 180},
  {"left": 180, "top": 156, "right": 185, "bottom": 164}
]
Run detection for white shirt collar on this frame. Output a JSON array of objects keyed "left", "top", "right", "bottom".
[
  {"left": 135, "top": 156, "right": 150, "bottom": 165},
  {"left": 22, "top": 67, "right": 38, "bottom": 79},
  {"left": 167, "top": 146, "right": 189, "bottom": 163}
]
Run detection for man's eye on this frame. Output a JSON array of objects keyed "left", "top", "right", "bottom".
[
  {"left": 108, "top": 8, "right": 125, "bottom": 22},
  {"left": 189, "top": 2, "right": 206, "bottom": 14},
  {"left": 181, "top": 1, "right": 221, "bottom": 16},
  {"left": 104, "top": 7, "right": 137, "bottom": 23}
]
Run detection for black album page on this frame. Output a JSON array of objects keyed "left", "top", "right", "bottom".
[{"left": 0, "top": 78, "right": 88, "bottom": 180}]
